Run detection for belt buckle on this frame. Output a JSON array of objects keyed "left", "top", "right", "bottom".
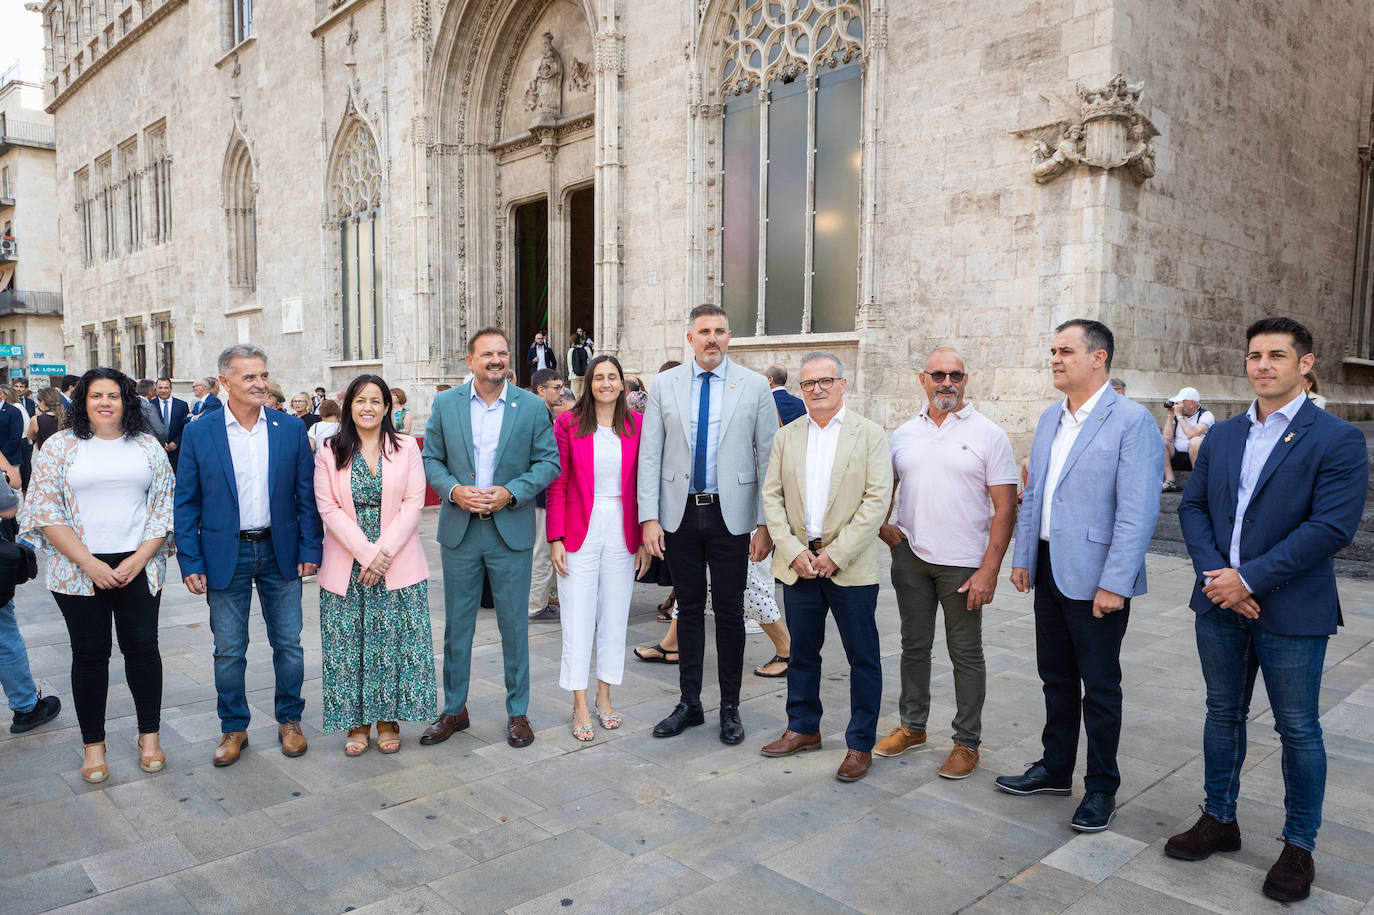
[
  {"left": 476, "top": 512, "right": 494, "bottom": 521},
  {"left": 693, "top": 493, "right": 713, "bottom": 506}
]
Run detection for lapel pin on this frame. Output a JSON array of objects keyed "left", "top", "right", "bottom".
[
  {"left": 271, "top": 421, "right": 278, "bottom": 427},
  {"left": 1284, "top": 432, "right": 1294, "bottom": 443}
]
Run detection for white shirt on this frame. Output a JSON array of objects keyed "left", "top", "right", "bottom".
[
  {"left": 804, "top": 407, "right": 846, "bottom": 541},
  {"left": 67, "top": 436, "right": 152, "bottom": 553},
  {"left": 470, "top": 383, "right": 508, "bottom": 490},
  {"left": 1172, "top": 408, "right": 1215, "bottom": 451},
  {"left": 225, "top": 406, "right": 271, "bottom": 529},
  {"left": 891, "top": 403, "right": 1019, "bottom": 568},
  {"left": 592, "top": 425, "right": 623, "bottom": 499},
  {"left": 1229, "top": 391, "right": 1308, "bottom": 580},
  {"left": 1040, "top": 380, "right": 1112, "bottom": 540},
  {"left": 309, "top": 420, "right": 340, "bottom": 450}
]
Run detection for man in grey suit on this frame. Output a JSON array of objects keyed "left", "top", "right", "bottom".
[
  {"left": 640, "top": 304, "right": 779, "bottom": 744},
  {"left": 998, "top": 319, "right": 1162, "bottom": 833}
]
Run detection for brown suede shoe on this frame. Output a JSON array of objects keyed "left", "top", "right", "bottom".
[
  {"left": 836, "top": 749, "right": 872, "bottom": 782},
  {"left": 872, "top": 725, "right": 926, "bottom": 757},
  {"left": 278, "top": 722, "right": 308, "bottom": 757},
  {"left": 1263, "top": 843, "right": 1314, "bottom": 903},
  {"left": 1164, "top": 810, "right": 1241, "bottom": 861},
  {"left": 419, "top": 709, "right": 470, "bottom": 745},
  {"left": 213, "top": 732, "right": 249, "bottom": 767},
  {"left": 760, "top": 730, "right": 822, "bottom": 758},
  {"left": 507, "top": 715, "right": 535, "bottom": 747},
  {"left": 938, "top": 744, "right": 979, "bottom": 779}
]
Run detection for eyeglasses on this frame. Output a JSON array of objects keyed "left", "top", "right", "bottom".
[
  {"left": 925, "top": 371, "right": 967, "bottom": 383},
  {"left": 799, "top": 377, "right": 839, "bottom": 392}
]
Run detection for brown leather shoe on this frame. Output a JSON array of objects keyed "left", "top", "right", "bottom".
[
  {"left": 507, "top": 715, "right": 534, "bottom": 747},
  {"left": 760, "top": 729, "right": 822, "bottom": 758},
  {"left": 836, "top": 749, "right": 872, "bottom": 782},
  {"left": 278, "top": 722, "right": 308, "bottom": 757},
  {"left": 1165, "top": 810, "right": 1241, "bottom": 861},
  {"left": 213, "top": 732, "right": 249, "bottom": 767},
  {"left": 1263, "top": 843, "right": 1314, "bottom": 903},
  {"left": 419, "top": 709, "right": 471, "bottom": 745},
  {"left": 938, "top": 744, "right": 979, "bottom": 779},
  {"left": 873, "top": 725, "right": 926, "bottom": 757}
]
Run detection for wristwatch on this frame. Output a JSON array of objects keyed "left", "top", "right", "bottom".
[{"left": 506, "top": 492, "right": 518, "bottom": 509}]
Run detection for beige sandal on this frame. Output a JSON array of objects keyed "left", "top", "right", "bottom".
[
  {"left": 344, "top": 727, "right": 371, "bottom": 757},
  {"left": 81, "top": 742, "right": 109, "bottom": 784},
  {"left": 138, "top": 733, "right": 166, "bottom": 773},
  {"left": 376, "top": 722, "right": 401, "bottom": 754}
]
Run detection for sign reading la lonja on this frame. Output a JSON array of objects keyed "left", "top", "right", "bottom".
[{"left": 28, "top": 363, "right": 65, "bottom": 375}]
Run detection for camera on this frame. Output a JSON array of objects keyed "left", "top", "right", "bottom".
[{"left": 1164, "top": 400, "right": 1176, "bottom": 408}]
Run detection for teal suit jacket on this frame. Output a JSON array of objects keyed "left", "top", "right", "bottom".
[{"left": 421, "top": 382, "right": 560, "bottom": 551}]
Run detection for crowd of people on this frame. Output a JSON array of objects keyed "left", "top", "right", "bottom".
[{"left": 0, "top": 311, "right": 1362, "bottom": 905}]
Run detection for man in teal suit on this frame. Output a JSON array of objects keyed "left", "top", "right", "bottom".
[{"left": 420, "top": 327, "right": 560, "bottom": 748}]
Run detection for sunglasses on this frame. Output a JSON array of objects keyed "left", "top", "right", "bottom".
[{"left": 925, "top": 371, "right": 967, "bottom": 383}]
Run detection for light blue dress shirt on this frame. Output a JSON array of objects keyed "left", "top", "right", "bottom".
[
  {"left": 470, "top": 383, "right": 508, "bottom": 490},
  {"left": 1229, "top": 390, "right": 1307, "bottom": 586},
  {"left": 690, "top": 357, "right": 725, "bottom": 494}
]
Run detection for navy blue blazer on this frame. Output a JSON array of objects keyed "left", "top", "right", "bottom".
[
  {"left": 772, "top": 388, "right": 807, "bottom": 426},
  {"left": 158, "top": 397, "right": 190, "bottom": 469},
  {"left": 173, "top": 407, "right": 323, "bottom": 590},
  {"left": 1178, "top": 398, "right": 1368, "bottom": 635},
  {"left": 0, "top": 403, "right": 23, "bottom": 466}
]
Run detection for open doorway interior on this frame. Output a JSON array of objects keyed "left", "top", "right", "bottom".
[{"left": 514, "top": 197, "right": 549, "bottom": 388}]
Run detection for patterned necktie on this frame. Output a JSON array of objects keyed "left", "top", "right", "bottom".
[{"left": 693, "top": 371, "right": 712, "bottom": 493}]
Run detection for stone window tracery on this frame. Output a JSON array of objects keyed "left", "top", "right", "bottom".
[
  {"left": 329, "top": 119, "right": 383, "bottom": 362},
  {"left": 146, "top": 122, "right": 172, "bottom": 244},
  {"left": 119, "top": 137, "right": 142, "bottom": 253},
  {"left": 223, "top": 137, "right": 256, "bottom": 291}
]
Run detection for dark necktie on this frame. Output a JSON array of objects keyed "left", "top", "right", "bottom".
[
  {"left": 693, "top": 371, "right": 712, "bottom": 493},
  {"left": 162, "top": 399, "right": 170, "bottom": 427}
]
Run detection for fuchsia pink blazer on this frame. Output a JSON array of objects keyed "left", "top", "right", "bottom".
[
  {"left": 314, "top": 435, "right": 430, "bottom": 596},
  {"left": 546, "top": 410, "right": 642, "bottom": 554}
]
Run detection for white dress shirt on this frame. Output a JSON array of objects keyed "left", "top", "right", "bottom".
[
  {"left": 470, "top": 382, "right": 508, "bottom": 490},
  {"left": 225, "top": 405, "right": 271, "bottom": 530},
  {"left": 1040, "top": 380, "right": 1112, "bottom": 540},
  {"left": 804, "top": 407, "right": 845, "bottom": 541},
  {"left": 1229, "top": 391, "right": 1308, "bottom": 584}
]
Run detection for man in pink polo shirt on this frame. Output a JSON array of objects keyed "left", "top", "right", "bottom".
[{"left": 875, "top": 347, "right": 1019, "bottom": 779}]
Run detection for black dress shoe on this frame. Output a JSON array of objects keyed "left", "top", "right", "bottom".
[
  {"left": 1263, "top": 843, "right": 1314, "bottom": 903},
  {"left": 719, "top": 705, "right": 745, "bottom": 745},
  {"left": 1165, "top": 809, "right": 1241, "bottom": 860},
  {"left": 653, "top": 702, "right": 705, "bottom": 738},
  {"left": 10, "top": 694, "right": 60, "bottom": 734},
  {"left": 1070, "top": 791, "right": 1117, "bottom": 832},
  {"left": 994, "top": 763, "right": 1072, "bottom": 796}
]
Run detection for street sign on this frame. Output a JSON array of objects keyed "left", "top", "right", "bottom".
[
  {"left": 0, "top": 344, "right": 22, "bottom": 357},
  {"left": 7, "top": 368, "right": 22, "bottom": 379},
  {"left": 28, "top": 364, "right": 65, "bottom": 376}
]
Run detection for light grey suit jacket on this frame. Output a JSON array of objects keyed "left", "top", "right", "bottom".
[{"left": 637, "top": 357, "right": 779, "bottom": 536}]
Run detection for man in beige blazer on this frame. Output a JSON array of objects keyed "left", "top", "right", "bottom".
[{"left": 759, "top": 352, "right": 892, "bottom": 782}]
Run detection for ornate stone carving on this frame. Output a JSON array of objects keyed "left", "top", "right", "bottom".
[
  {"left": 569, "top": 57, "right": 591, "bottom": 92},
  {"left": 331, "top": 119, "right": 382, "bottom": 218},
  {"left": 522, "top": 31, "right": 563, "bottom": 125},
  {"left": 1031, "top": 123, "right": 1084, "bottom": 184},
  {"left": 1015, "top": 74, "right": 1159, "bottom": 185},
  {"left": 719, "top": 0, "right": 864, "bottom": 95}
]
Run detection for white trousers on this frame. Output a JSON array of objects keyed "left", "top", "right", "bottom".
[
  {"left": 558, "top": 498, "right": 634, "bottom": 691},
  {"left": 528, "top": 507, "right": 558, "bottom": 614}
]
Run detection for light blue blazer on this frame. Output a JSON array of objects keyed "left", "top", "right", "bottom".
[{"left": 1012, "top": 385, "right": 1163, "bottom": 601}]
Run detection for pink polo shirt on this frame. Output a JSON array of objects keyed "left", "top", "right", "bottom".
[{"left": 890, "top": 403, "right": 1019, "bottom": 568}]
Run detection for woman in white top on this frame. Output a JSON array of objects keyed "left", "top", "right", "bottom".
[
  {"left": 18, "top": 368, "right": 175, "bottom": 783},
  {"left": 545, "top": 355, "right": 649, "bottom": 741},
  {"left": 309, "top": 399, "right": 342, "bottom": 451}
]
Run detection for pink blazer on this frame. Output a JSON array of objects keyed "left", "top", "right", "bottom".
[
  {"left": 314, "top": 435, "right": 430, "bottom": 596},
  {"left": 546, "top": 410, "right": 641, "bottom": 554}
]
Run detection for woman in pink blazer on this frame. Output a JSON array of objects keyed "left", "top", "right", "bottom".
[
  {"left": 314, "top": 375, "right": 437, "bottom": 756},
  {"left": 547, "top": 355, "right": 650, "bottom": 741}
]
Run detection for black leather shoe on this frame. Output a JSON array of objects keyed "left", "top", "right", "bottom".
[
  {"left": 652, "top": 703, "right": 705, "bottom": 738},
  {"left": 1263, "top": 843, "right": 1314, "bottom": 903},
  {"left": 1165, "top": 809, "right": 1241, "bottom": 860},
  {"left": 994, "top": 763, "right": 1072, "bottom": 796},
  {"left": 1070, "top": 791, "right": 1117, "bottom": 832},
  {"left": 719, "top": 705, "right": 745, "bottom": 745},
  {"left": 10, "top": 694, "right": 60, "bottom": 734}
]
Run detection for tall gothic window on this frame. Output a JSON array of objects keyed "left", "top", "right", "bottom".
[
  {"left": 83, "top": 325, "right": 98, "bottom": 370},
  {"left": 718, "top": 0, "right": 864, "bottom": 336},
  {"left": 330, "top": 119, "right": 383, "bottom": 362},
  {"left": 128, "top": 320, "right": 147, "bottom": 378},
  {"left": 95, "top": 153, "right": 117, "bottom": 260},
  {"left": 120, "top": 137, "right": 142, "bottom": 253},
  {"left": 147, "top": 123, "right": 172, "bottom": 244},
  {"left": 228, "top": 0, "right": 253, "bottom": 48},
  {"left": 224, "top": 138, "right": 257, "bottom": 291},
  {"left": 75, "top": 167, "right": 94, "bottom": 266},
  {"left": 104, "top": 322, "right": 121, "bottom": 371},
  {"left": 1352, "top": 145, "right": 1374, "bottom": 359},
  {"left": 154, "top": 314, "right": 175, "bottom": 377}
]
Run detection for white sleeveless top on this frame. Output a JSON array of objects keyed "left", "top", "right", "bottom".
[{"left": 592, "top": 425, "right": 622, "bottom": 500}]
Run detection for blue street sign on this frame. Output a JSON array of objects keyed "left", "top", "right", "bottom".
[
  {"left": 0, "top": 344, "right": 22, "bottom": 357},
  {"left": 28, "top": 363, "right": 65, "bottom": 375}
]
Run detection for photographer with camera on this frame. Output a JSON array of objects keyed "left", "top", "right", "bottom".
[{"left": 1161, "top": 386, "right": 1215, "bottom": 492}]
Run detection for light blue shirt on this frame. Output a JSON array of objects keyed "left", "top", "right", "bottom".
[
  {"left": 470, "top": 383, "right": 509, "bottom": 490},
  {"left": 1229, "top": 390, "right": 1307, "bottom": 582},
  {"left": 690, "top": 357, "right": 725, "bottom": 493}
]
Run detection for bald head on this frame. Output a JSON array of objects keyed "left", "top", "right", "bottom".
[
  {"left": 920, "top": 347, "right": 969, "bottom": 415},
  {"left": 923, "top": 347, "right": 965, "bottom": 373}
]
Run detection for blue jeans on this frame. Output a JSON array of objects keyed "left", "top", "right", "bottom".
[
  {"left": 1195, "top": 608, "right": 1328, "bottom": 851},
  {"left": 0, "top": 599, "right": 39, "bottom": 713},
  {"left": 207, "top": 540, "right": 305, "bottom": 731}
]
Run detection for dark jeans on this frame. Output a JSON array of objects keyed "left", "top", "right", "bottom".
[
  {"left": 1033, "top": 541, "right": 1129, "bottom": 794},
  {"left": 783, "top": 577, "right": 882, "bottom": 751},
  {"left": 1195, "top": 607, "right": 1327, "bottom": 851},
  {"left": 53, "top": 552, "right": 163, "bottom": 745},
  {"left": 663, "top": 500, "right": 749, "bottom": 707}
]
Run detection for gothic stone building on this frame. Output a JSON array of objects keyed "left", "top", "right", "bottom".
[{"left": 35, "top": 0, "right": 1374, "bottom": 443}]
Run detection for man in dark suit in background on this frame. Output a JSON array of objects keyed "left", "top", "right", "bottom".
[
  {"left": 59, "top": 374, "right": 79, "bottom": 409},
  {"left": 153, "top": 376, "right": 190, "bottom": 470},
  {"left": 766, "top": 364, "right": 807, "bottom": 426},
  {"left": 12, "top": 377, "right": 35, "bottom": 492}
]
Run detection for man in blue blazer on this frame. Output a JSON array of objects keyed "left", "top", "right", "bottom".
[
  {"left": 153, "top": 376, "right": 190, "bottom": 470},
  {"left": 999, "top": 319, "right": 1162, "bottom": 832},
  {"left": 174, "top": 344, "right": 322, "bottom": 767},
  {"left": 421, "top": 327, "right": 560, "bottom": 748},
  {"left": 1169, "top": 318, "right": 1367, "bottom": 903},
  {"left": 766, "top": 364, "right": 807, "bottom": 425}
]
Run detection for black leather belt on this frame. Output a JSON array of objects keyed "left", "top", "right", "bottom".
[
  {"left": 808, "top": 539, "right": 823, "bottom": 553},
  {"left": 471, "top": 512, "right": 494, "bottom": 521},
  {"left": 691, "top": 493, "right": 718, "bottom": 505},
  {"left": 239, "top": 528, "right": 271, "bottom": 542}
]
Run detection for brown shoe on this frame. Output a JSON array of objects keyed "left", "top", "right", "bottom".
[
  {"left": 760, "top": 730, "right": 822, "bottom": 758},
  {"left": 836, "top": 749, "right": 872, "bottom": 782},
  {"left": 938, "top": 744, "right": 979, "bottom": 779},
  {"left": 872, "top": 725, "right": 926, "bottom": 757},
  {"left": 1263, "top": 843, "right": 1314, "bottom": 903},
  {"left": 1164, "top": 810, "right": 1241, "bottom": 861},
  {"left": 507, "top": 715, "right": 535, "bottom": 747},
  {"left": 278, "top": 722, "right": 308, "bottom": 757},
  {"left": 419, "top": 709, "right": 471, "bottom": 745},
  {"left": 213, "top": 732, "right": 249, "bottom": 767}
]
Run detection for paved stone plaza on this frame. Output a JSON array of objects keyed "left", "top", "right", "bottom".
[{"left": 2, "top": 509, "right": 1372, "bottom": 914}]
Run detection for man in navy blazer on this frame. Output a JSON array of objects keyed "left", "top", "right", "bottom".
[
  {"left": 999, "top": 319, "right": 1162, "bottom": 833},
  {"left": 1169, "top": 318, "right": 1367, "bottom": 903},
  {"left": 153, "top": 376, "right": 190, "bottom": 470},
  {"left": 174, "top": 344, "right": 322, "bottom": 767},
  {"left": 766, "top": 364, "right": 807, "bottom": 425}
]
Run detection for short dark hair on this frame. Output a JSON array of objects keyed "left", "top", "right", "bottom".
[
  {"left": 688, "top": 304, "right": 728, "bottom": 328},
  {"left": 467, "top": 326, "right": 511, "bottom": 354},
  {"left": 61, "top": 374, "right": 81, "bottom": 392},
  {"left": 13, "top": 377, "right": 28, "bottom": 386},
  {"left": 1246, "top": 316, "right": 1313, "bottom": 358},
  {"left": 68, "top": 368, "right": 149, "bottom": 441},
  {"left": 315, "top": 386, "right": 326, "bottom": 394},
  {"left": 764, "top": 364, "right": 787, "bottom": 386},
  {"left": 136, "top": 378, "right": 156, "bottom": 397},
  {"left": 156, "top": 376, "right": 172, "bottom": 385},
  {"left": 530, "top": 368, "right": 560, "bottom": 391},
  {"left": 1056, "top": 318, "right": 1115, "bottom": 371}
]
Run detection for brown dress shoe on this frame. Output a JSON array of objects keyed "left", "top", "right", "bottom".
[
  {"left": 1164, "top": 810, "right": 1241, "bottom": 861},
  {"left": 836, "top": 749, "right": 872, "bottom": 782},
  {"left": 213, "top": 732, "right": 249, "bottom": 767},
  {"left": 1263, "top": 843, "right": 1314, "bottom": 903},
  {"left": 872, "top": 725, "right": 926, "bottom": 757},
  {"left": 419, "top": 709, "right": 471, "bottom": 745},
  {"left": 507, "top": 715, "right": 535, "bottom": 747},
  {"left": 760, "top": 730, "right": 822, "bottom": 758},
  {"left": 278, "top": 722, "right": 308, "bottom": 757},
  {"left": 938, "top": 744, "right": 979, "bottom": 779}
]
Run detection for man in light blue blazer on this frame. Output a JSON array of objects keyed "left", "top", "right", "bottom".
[
  {"left": 998, "top": 319, "right": 1162, "bottom": 833},
  {"left": 421, "top": 327, "right": 560, "bottom": 749}
]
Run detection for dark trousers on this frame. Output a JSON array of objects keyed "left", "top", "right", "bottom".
[
  {"left": 663, "top": 500, "right": 749, "bottom": 707},
  {"left": 1034, "top": 541, "right": 1129, "bottom": 794},
  {"left": 783, "top": 577, "right": 882, "bottom": 751},
  {"left": 53, "top": 552, "right": 163, "bottom": 745}
]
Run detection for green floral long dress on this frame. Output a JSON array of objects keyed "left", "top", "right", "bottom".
[{"left": 320, "top": 454, "right": 438, "bottom": 731}]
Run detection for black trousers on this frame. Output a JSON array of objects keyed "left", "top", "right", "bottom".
[
  {"left": 663, "top": 500, "right": 749, "bottom": 707},
  {"left": 53, "top": 552, "right": 163, "bottom": 745},
  {"left": 1034, "top": 541, "right": 1129, "bottom": 794}
]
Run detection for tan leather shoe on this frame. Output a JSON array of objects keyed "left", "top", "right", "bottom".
[
  {"left": 419, "top": 709, "right": 470, "bottom": 745},
  {"left": 760, "top": 729, "right": 822, "bottom": 758},
  {"left": 836, "top": 749, "right": 872, "bottom": 782},
  {"left": 213, "top": 732, "right": 249, "bottom": 767},
  {"left": 938, "top": 744, "right": 979, "bottom": 779},
  {"left": 507, "top": 715, "right": 534, "bottom": 748},
  {"left": 278, "top": 722, "right": 308, "bottom": 757},
  {"left": 873, "top": 725, "right": 926, "bottom": 757},
  {"left": 138, "top": 733, "right": 166, "bottom": 773},
  {"left": 81, "top": 742, "right": 109, "bottom": 783}
]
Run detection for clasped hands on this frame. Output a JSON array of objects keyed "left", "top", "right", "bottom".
[
  {"left": 448, "top": 484, "right": 513, "bottom": 515},
  {"left": 86, "top": 554, "right": 145, "bottom": 591},
  {"left": 357, "top": 548, "right": 392, "bottom": 587},
  {"left": 1201, "top": 567, "right": 1260, "bottom": 619},
  {"left": 790, "top": 546, "right": 839, "bottom": 580}
]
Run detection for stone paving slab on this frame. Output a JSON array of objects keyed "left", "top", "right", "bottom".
[{"left": 1, "top": 511, "right": 1372, "bottom": 913}]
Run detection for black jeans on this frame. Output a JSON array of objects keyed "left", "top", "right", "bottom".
[
  {"left": 663, "top": 500, "right": 749, "bottom": 707},
  {"left": 53, "top": 552, "right": 163, "bottom": 744}
]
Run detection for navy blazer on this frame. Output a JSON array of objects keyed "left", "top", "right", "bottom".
[
  {"left": 772, "top": 388, "right": 807, "bottom": 426},
  {"left": 157, "top": 397, "right": 191, "bottom": 469},
  {"left": 173, "top": 407, "right": 324, "bottom": 590},
  {"left": 1178, "top": 398, "right": 1368, "bottom": 635},
  {"left": 0, "top": 403, "right": 24, "bottom": 466}
]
